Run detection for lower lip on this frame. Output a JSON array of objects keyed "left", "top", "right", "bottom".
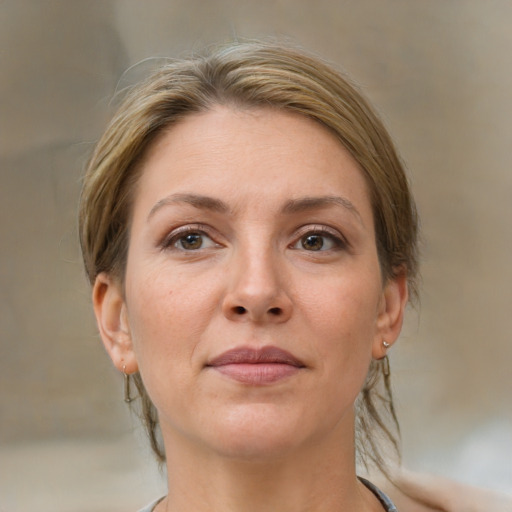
[{"left": 210, "top": 363, "right": 301, "bottom": 385}]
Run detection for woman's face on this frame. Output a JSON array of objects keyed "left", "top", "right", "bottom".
[{"left": 95, "top": 106, "right": 406, "bottom": 460}]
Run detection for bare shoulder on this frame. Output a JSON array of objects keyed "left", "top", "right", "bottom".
[
  {"left": 372, "top": 469, "right": 512, "bottom": 512},
  {"left": 374, "top": 475, "right": 444, "bottom": 512}
]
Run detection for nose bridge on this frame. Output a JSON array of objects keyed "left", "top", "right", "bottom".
[
  {"left": 239, "top": 242, "right": 279, "bottom": 296},
  {"left": 222, "top": 231, "right": 291, "bottom": 322}
]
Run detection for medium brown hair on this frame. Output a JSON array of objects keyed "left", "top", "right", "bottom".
[{"left": 79, "top": 40, "right": 418, "bottom": 475}]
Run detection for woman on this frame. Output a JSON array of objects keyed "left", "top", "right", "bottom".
[{"left": 79, "top": 41, "right": 511, "bottom": 512}]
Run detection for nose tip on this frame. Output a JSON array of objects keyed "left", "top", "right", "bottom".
[{"left": 222, "top": 273, "right": 293, "bottom": 324}]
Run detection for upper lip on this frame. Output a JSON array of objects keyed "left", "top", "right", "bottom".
[{"left": 206, "top": 346, "right": 306, "bottom": 368}]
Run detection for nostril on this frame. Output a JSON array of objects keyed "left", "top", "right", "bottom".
[
  {"left": 268, "top": 307, "right": 282, "bottom": 316},
  {"left": 233, "top": 306, "right": 247, "bottom": 315}
]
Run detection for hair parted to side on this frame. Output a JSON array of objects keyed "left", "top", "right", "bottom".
[{"left": 79, "top": 40, "right": 419, "bottom": 476}]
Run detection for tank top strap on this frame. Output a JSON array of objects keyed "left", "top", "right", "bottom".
[{"left": 358, "top": 476, "right": 399, "bottom": 512}]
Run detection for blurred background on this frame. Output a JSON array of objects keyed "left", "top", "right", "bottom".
[{"left": 0, "top": 1, "right": 511, "bottom": 510}]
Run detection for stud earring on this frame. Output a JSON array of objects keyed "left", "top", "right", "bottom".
[
  {"left": 382, "top": 341, "right": 391, "bottom": 348},
  {"left": 123, "top": 364, "right": 134, "bottom": 403}
]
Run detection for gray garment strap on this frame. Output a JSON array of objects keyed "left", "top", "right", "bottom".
[
  {"left": 359, "top": 476, "right": 399, "bottom": 512},
  {"left": 137, "top": 496, "right": 164, "bottom": 512}
]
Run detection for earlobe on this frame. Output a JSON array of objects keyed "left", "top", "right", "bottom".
[
  {"left": 372, "top": 273, "right": 409, "bottom": 360},
  {"left": 92, "top": 272, "right": 138, "bottom": 374}
]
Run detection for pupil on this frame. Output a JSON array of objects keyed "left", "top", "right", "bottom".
[
  {"left": 303, "top": 235, "right": 323, "bottom": 251},
  {"left": 182, "top": 233, "right": 202, "bottom": 249}
]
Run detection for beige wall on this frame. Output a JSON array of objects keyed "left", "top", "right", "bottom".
[{"left": 1, "top": 0, "right": 511, "bottom": 507}]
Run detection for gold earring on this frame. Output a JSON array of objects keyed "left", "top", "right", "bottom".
[
  {"left": 123, "top": 364, "right": 134, "bottom": 403},
  {"left": 382, "top": 355, "right": 391, "bottom": 377}
]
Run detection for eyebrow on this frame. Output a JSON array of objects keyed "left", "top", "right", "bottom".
[
  {"left": 147, "top": 193, "right": 229, "bottom": 220},
  {"left": 281, "top": 195, "right": 362, "bottom": 223},
  {"left": 148, "top": 193, "right": 362, "bottom": 224}
]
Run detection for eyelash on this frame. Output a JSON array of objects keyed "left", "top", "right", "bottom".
[
  {"left": 291, "top": 226, "right": 348, "bottom": 252},
  {"left": 160, "top": 224, "right": 218, "bottom": 251},
  {"left": 159, "top": 224, "right": 348, "bottom": 253}
]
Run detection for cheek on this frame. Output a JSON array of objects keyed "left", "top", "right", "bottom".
[
  {"left": 302, "top": 270, "right": 381, "bottom": 336},
  {"left": 299, "top": 270, "right": 381, "bottom": 380},
  {"left": 124, "top": 264, "right": 220, "bottom": 373}
]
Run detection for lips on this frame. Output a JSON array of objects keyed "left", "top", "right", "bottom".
[{"left": 206, "top": 346, "right": 306, "bottom": 385}]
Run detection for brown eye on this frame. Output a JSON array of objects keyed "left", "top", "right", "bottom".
[
  {"left": 178, "top": 233, "right": 204, "bottom": 250},
  {"left": 163, "top": 226, "right": 219, "bottom": 252},
  {"left": 301, "top": 234, "right": 324, "bottom": 251},
  {"left": 292, "top": 229, "right": 345, "bottom": 252},
  {"left": 174, "top": 231, "right": 219, "bottom": 251}
]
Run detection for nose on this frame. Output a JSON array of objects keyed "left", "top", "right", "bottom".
[{"left": 221, "top": 248, "right": 293, "bottom": 324}]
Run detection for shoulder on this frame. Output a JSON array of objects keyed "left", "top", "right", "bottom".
[
  {"left": 374, "top": 469, "right": 512, "bottom": 512},
  {"left": 374, "top": 471, "right": 445, "bottom": 512}
]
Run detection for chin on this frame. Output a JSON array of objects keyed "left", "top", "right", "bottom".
[{"left": 200, "top": 402, "right": 318, "bottom": 461}]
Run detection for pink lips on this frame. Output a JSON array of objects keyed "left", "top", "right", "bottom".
[{"left": 206, "top": 346, "right": 306, "bottom": 385}]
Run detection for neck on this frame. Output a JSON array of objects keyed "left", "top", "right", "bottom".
[{"left": 157, "top": 415, "right": 383, "bottom": 512}]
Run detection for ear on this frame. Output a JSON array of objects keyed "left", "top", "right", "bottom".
[
  {"left": 372, "top": 272, "right": 409, "bottom": 360},
  {"left": 92, "top": 272, "right": 138, "bottom": 374}
]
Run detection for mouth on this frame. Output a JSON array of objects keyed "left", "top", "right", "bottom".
[{"left": 206, "top": 346, "right": 306, "bottom": 385}]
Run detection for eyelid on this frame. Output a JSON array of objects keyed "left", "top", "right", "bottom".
[
  {"left": 159, "top": 223, "right": 220, "bottom": 250},
  {"left": 291, "top": 224, "right": 348, "bottom": 250}
]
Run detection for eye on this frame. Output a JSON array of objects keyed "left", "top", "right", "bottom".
[
  {"left": 163, "top": 227, "right": 219, "bottom": 251},
  {"left": 177, "top": 232, "right": 207, "bottom": 250},
  {"left": 301, "top": 234, "right": 329, "bottom": 251},
  {"left": 292, "top": 228, "right": 346, "bottom": 252}
]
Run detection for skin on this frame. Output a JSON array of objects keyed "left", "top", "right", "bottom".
[
  {"left": 93, "top": 106, "right": 408, "bottom": 512},
  {"left": 375, "top": 469, "right": 512, "bottom": 512}
]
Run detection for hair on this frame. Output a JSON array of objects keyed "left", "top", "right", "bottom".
[{"left": 79, "top": 40, "right": 419, "bottom": 476}]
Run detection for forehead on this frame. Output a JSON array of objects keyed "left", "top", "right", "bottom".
[{"left": 133, "top": 105, "right": 373, "bottom": 222}]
